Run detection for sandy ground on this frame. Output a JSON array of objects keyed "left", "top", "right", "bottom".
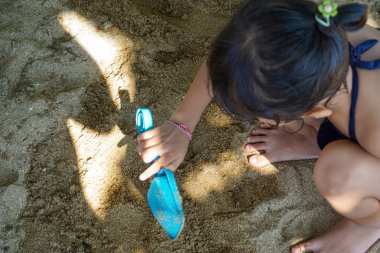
[{"left": 1, "top": 0, "right": 380, "bottom": 252}]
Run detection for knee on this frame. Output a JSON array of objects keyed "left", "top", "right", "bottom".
[{"left": 313, "top": 141, "right": 363, "bottom": 197}]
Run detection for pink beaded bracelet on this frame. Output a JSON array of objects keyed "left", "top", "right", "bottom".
[{"left": 165, "top": 120, "right": 193, "bottom": 140}]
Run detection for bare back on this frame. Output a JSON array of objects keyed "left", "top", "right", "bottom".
[{"left": 330, "top": 25, "right": 380, "bottom": 158}]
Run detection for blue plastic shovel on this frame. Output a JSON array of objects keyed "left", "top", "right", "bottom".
[{"left": 136, "top": 108, "right": 185, "bottom": 240}]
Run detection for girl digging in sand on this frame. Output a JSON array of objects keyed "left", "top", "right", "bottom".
[{"left": 137, "top": 0, "right": 380, "bottom": 252}]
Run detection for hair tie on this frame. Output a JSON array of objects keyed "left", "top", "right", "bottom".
[{"left": 315, "top": 0, "right": 338, "bottom": 27}]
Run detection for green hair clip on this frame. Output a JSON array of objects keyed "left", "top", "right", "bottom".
[{"left": 315, "top": 0, "right": 338, "bottom": 27}]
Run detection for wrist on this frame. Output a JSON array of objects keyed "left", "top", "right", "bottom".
[
  {"left": 165, "top": 120, "right": 193, "bottom": 140},
  {"left": 169, "top": 112, "right": 197, "bottom": 132}
]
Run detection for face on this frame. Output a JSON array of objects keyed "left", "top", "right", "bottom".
[
  {"left": 258, "top": 100, "right": 333, "bottom": 127},
  {"left": 257, "top": 77, "right": 347, "bottom": 127}
]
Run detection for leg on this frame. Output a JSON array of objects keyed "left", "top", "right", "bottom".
[
  {"left": 245, "top": 118, "right": 322, "bottom": 167},
  {"left": 291, "top": 140, "right": 380, "bottom": 253}
]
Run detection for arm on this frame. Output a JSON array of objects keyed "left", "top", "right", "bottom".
[
  {"left": 170, "top": 61, "right": 213, "bottom": 131},
  {"left": 137, "top": 62, "right": 213, "bottom": 180}
]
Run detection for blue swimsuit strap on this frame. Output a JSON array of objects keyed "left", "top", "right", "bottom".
[
  {"left": 349, "top": 66, "right": 359, "bottom": 141},
  {"left": 349, "top": 39, "right": 380, "bottom": 141}
]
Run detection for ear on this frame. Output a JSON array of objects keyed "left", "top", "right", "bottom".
[{"left": 304, "top": 105, "right": 332, "bottom": 118}]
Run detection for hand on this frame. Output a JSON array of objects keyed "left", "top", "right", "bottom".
[{"left": 136, "top": 122, "right": 190, "bottom": 181}]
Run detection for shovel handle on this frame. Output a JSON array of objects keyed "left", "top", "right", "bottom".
[
  {"left": 136, "top": 108, "right": 154, "bottom": 134},
  {"left": 136, "top": 108, "right": 161, "bottom": 170}
]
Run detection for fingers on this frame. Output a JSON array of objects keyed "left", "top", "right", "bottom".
[
  {"left": 139, "top": 160, "right": 180, "bottom": 181},
  {"left": 136, "top": 124, "right": 187, "bottom": 181},
  {"left": 140, "top": 144, "right": 170, "bottom": 163},
  {"left": 136, "top": 136, "right": 162, "bottom": 153},
  {"left": 139, "top": 155, "right": 172, "bottom": 181},
  {"left": 137, "top": 128, "right": 160, "bottom": 143}
]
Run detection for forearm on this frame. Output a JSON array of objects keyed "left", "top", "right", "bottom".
[{"left": 170, "top": 61, "right": 213, "bottom": 132}]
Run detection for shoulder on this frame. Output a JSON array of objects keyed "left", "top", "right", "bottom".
[{"left": 346, "top": 24, "right": 380, "bottom": 46}]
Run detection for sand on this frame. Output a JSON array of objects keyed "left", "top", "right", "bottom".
[{"left": 1, "top": 0, "right": 380, "bottom": 252}]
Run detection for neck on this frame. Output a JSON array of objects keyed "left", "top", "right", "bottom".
[{"left": 327, "top": 66, "right": 353, "bottom": 122}]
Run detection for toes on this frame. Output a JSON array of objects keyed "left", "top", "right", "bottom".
[
  {"left": 291, "top": 242, "right": 317, "bottom": 253},
  {"left": 247, "top": 154, "right": 272, "bottom": 167},
  {"left": 245, "top": 142, "right": 266, "bottom": 152},
  {"left": 252, "top": 127, "right": 272, "bottom": 135},
  {"left": 246, "top": 135, "right": 267, "bottom": 144},
  {"left": 290, "top": 245, "right": 305, "bottom": 253}
]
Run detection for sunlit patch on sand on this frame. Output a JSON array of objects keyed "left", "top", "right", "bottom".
[
  {"left": 183, "top": 152, "right": 245, "bottom": 202},
  {"left": 183, "top": 151, "right": 280, "bottom": 201},
  {"left": 183, "top": 164, "right": 226, "bottom": 202},
  {"left": 66, "top": 118, "right": 127, "bottom": 219},
  {"left": 58, "top": 11, "right": 136, "bottom": 108}
]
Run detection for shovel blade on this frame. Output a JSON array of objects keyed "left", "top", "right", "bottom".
[{"left": 147, "top": 169, "right": 185, "bottom": 240}]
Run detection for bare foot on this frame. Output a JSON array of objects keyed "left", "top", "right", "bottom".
[
  {"left": 291, "top": 218, "right": 380, "bottom": 253},
  {"left": 245, "top": 123, "right": 321, "bottom": 167}
]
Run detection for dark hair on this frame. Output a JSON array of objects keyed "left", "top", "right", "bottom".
[{"left": 207, "top": 0, "right": 368, "bottom": 122}]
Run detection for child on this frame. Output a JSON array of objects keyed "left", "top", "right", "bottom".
[{"left": 137, "top": 0, "right": 380, "bottom": 252}]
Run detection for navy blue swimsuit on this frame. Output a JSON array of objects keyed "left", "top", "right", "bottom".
[{"left": 317, "top": 39, "right": 380, "bottom": 149}]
